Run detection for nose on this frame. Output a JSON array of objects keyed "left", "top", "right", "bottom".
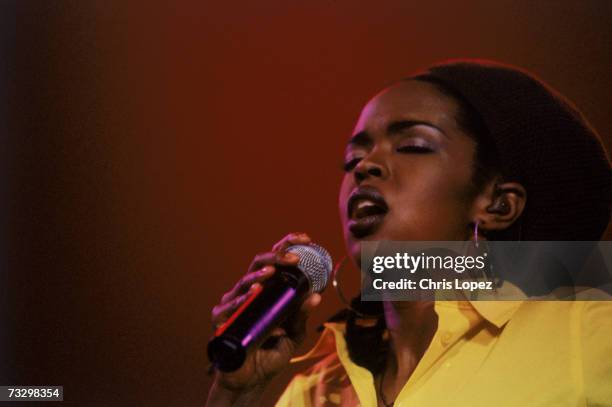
[{"left": 353, "top": 152, "right": 389, "bottom": 184}]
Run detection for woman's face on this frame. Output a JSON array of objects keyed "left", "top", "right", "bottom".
[{"left": 339, "top": 80, "right": 481, "bottom": 264}]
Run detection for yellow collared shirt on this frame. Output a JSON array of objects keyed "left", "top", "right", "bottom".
[{"left": 276, "top": 299, "right": 612, "bottom": 406}]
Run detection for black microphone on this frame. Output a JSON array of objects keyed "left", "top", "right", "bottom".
[{"left": 207, "top": 243, "right": 332, "bottom": 372}]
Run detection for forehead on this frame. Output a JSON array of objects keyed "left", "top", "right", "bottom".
[{"left": 353, "top": 80, "right": 460, "bottom": 134}]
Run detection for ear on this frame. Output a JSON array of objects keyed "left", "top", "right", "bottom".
[{"left": 471, "top": 179, "right": 527, "bottom": 234}]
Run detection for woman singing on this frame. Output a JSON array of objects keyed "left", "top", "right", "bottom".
[{"left": 206, "top": 60, "right": 612, "bottom": 406}]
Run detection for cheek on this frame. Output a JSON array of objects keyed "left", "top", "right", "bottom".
[
  {"left": 338, "top": 175, "right": 352, "bottom": 221},
  {"left": 389, "top": 157, "right": 474, "bottom": 239}
]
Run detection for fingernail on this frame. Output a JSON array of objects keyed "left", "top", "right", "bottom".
[
  {"left": 260, "top": 266, "right": 274, "bottom": 274},
  {"left": 283, "top": 253, "right": 299, "bottom": 262}
]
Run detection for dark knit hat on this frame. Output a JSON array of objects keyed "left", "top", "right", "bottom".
[{"left": 416, "top": 60, "right": 611, "bottom": 241}]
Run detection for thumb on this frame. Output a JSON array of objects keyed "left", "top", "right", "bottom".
[
  {"left": 300, "top": 293, "right": 322, "bottom": 312},
  {"left": 280, "top": 293, "right": 322, "bottom": 343}
]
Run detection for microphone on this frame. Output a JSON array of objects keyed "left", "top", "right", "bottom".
[{"left": 207, "top": 243, "right": 333, "bottom": 372}]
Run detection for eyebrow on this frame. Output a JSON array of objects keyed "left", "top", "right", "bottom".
[
  {"left": 347, "top": 131, "right": 371, "bottom": 147},
  {"left": 347, "top": 120, "right": 448, "bottom": 146},
  {"left": 387, "top": 120, "right": 448, "bottom": 138}
]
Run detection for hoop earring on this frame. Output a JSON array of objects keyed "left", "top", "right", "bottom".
[
  {"left": 332, "top": 255, "right": 384, "bottom": 319},
  {"left": 473, "top": 220, "right": 480, "bottom": 248}
]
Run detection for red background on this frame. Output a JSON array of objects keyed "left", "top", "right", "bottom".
[{"left": 3, "top": 1, "right": 611, "bottom": 405}]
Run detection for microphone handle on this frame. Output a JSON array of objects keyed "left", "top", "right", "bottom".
[{"left": 207, "top": 265, "right": 310, "bottom": 372}]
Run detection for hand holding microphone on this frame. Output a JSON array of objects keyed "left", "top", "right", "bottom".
[{"left": 207, "top": 233, "right": 332, "bottom": 393}]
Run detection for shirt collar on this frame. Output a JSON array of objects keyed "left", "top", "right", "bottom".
[
  {"left": 469, "top": 300, "right": 523, "bottom": 328},
  {"left": 459, "top": 280, "right": 526, "bottom": 328},
  {"left": 291, "top": 297, "right": 524, "bottom": 365}
]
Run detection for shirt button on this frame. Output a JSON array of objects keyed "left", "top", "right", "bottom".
[{"left": 441, "top": 332, "right": 453, "bottom": 346}]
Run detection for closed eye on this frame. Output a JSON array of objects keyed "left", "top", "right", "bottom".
[
  {"left": 396, "top": 145, "right": 434, "bottom": 153},
  {"left": 342, "top": 157, "right": 362, "bottom": 172}
]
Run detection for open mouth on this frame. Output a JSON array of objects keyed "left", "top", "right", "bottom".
[{"left": 347, "top": 186, "right": 389, "bottom": 238}]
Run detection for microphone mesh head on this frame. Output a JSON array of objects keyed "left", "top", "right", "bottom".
[{"left": 286, "top": 244, "right": 333, "bottom": 293}]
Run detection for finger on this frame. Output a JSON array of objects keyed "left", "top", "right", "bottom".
[
  {"left": 222, "top": 244, "right": 305, "bottom": 308},
  {"left": 211, "top": 288, "right": 257, "bottom": 325},
  {"left": 248, "top": 250, "right": 300, "bottom": 273},
  {"left": 269, "top": 327, "right": 287, "bottom": 337},
  {"left": 247, "top": 252, "right": 278, "bottom": 272},
  {"left": 272, "top": 232, "right": 312, "bottom": 252},
  {"left": 300, "top": 293, "right": 322, "bottom": 312},
  {"left": 225, "top": 266, "right": 275, "bottom": 301}
]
